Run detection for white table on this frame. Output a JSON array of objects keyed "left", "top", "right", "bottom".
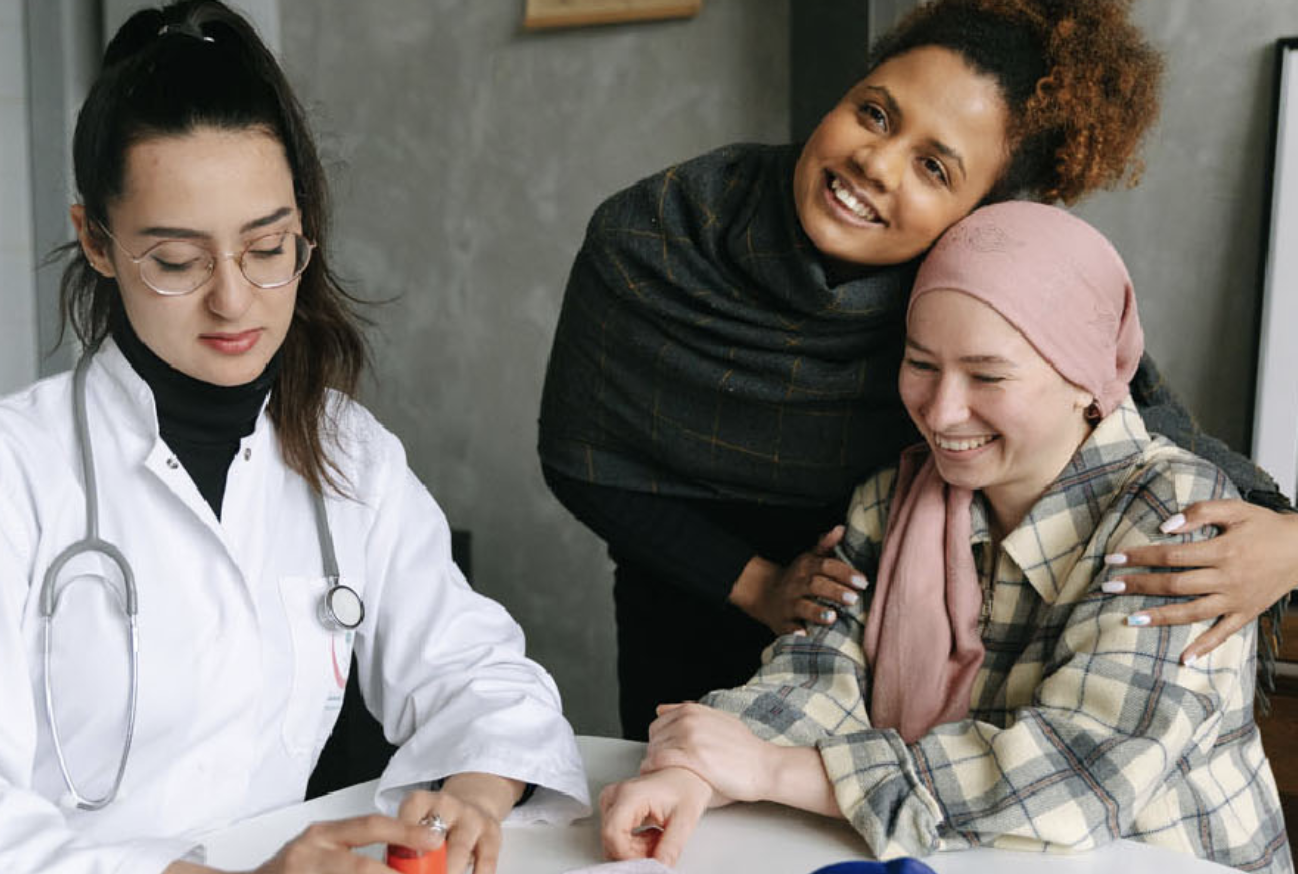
[{"left": 199, "top": 735, "right": 1234, "bottom": 873}]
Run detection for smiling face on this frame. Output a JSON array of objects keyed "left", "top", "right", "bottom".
[
  {"left": 900, "top": 290, "right": 1094, "bottom": 533},
  {"left": 793, "top": 46, "right": 1010, "bottom": 268},
  {"left": 72, "top": 126, "right": 301, "bottom": 387}
]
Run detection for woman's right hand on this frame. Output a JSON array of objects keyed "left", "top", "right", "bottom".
[
  {"left": 643, "top": 703, "right": 776, "bottom": 803},
  {"left": 599, "top": 767, "right": 718, "bottom": 866},
  {"left": 248, "top": 813, "right": 444, "bottom": 874},
  {"left": 728, "top": 526, "right": 866, "bottom": 634}
]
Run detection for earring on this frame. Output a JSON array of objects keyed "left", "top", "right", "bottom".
[
  {"left": 1084, "top": 401, "right": 1102, "bottom": 423},
  {"left": 85, "top": 253, "right": 114, "bottom": 278}
]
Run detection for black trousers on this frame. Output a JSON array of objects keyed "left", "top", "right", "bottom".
[{"left": 612, "top": 560, "right": 775, "bottom": 741}]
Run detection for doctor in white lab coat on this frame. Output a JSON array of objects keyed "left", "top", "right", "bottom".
[{"left": 0, "top": 3, "right": 588, "bottom": 873}]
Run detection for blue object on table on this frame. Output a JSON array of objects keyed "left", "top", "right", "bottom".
[{"left": 809, "top": 860, "right": 938, "bottom": 874}]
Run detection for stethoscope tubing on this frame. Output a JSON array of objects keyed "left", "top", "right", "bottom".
[
  {"left": 39, "top": 351, "right": 140, "bottom": 811},
  {"left": 41, "top": 609, "right": 139, "bottom": 811}
]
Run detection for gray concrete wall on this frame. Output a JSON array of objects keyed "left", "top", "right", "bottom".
[
  {"left": 0, "top": 0, "right": 38, "bottom": 394},
  {"left": 25, "top": 0, "right": 104, "bottom": 378},
  {"left": 279, "top": 0, "right": 789, "bottom": 735}
]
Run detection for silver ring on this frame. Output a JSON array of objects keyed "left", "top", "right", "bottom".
[{"left": 420, "top": 812, "right": 448, "bottom": 835}]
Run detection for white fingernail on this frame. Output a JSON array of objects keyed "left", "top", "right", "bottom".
[
  {"left": 841, "top": 591, "right": 859, "bottom": 606},
  {"left": 793, "top": 628, "right": 807, "bottom": 637},
  {"left": 1101, "top": 580, "right": 1126, "bottom": 594},
  {"left": 1103, "top": 553, "right": 1127, "bottom": 566},
  {"left": 1160, "top": 513, "right": 1186, "bottom": 534},
  {"left": 1183, "top": 654, "right": 1198, "bottom": 668},
  {"left": 1127, "top": 613, "right": 1151, "bottom": 627},
  {"left": 820, "top": 609, "right": 836, "bottom": 623},
  {"left": 851, "top": 574, "right": 868, "bottom": 590}
]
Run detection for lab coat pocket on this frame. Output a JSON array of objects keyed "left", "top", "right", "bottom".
[{"left": 277, "top": 575, "right": 354, "bottom": 757}]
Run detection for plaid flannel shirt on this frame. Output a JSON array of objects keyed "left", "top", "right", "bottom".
[{"left": 703, "top": 399, "right": 1292, "bottom": 871}]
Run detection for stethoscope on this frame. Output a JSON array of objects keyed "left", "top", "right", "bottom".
[{"left": 38, "top": 349, "right": 365, "bottom": 811}]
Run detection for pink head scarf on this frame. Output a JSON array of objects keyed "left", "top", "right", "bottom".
[
  {"left": 863, "top": 202, "right": 1143, "bottom": 742},
  {"left": 910, "top": 202, "right": 1143, "bottom": 416}
]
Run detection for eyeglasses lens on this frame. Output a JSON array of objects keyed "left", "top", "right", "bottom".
[
  {"left": 139, "top": 232, "right": 311, "bottom": 294},
  {"left": 140, "top": 241, "right": 212, "bottom": 295},
  {"left": 242, "top": 232, "right": 311, "bottom": 288}
]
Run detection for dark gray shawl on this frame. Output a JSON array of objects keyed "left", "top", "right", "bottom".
[{"left": 539, "top": 143, "right": 919, "bottom": 506}]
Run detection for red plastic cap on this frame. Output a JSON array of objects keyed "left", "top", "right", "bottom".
[{"left": 385, "top": 842, "right": 447, "bottom": 874}]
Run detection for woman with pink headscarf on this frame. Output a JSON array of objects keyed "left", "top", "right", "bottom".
[{"left": 599, "top": 203, "right": 1292, "bottom": 873}]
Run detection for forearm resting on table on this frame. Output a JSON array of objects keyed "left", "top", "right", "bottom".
[{"left": 762, "top": 745, "right": 842, "bottom": 820}]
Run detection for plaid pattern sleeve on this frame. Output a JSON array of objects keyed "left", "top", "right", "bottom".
[
  {"left": 700, "top": 466, "right": 897, "bottom": 738},
  {"left": 704, "top": 400, "right": 1292, "bottom": 872}
]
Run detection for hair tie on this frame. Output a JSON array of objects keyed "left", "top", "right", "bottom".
[{"left": 158, "top": 22, "right": 215, "bottom": 43}]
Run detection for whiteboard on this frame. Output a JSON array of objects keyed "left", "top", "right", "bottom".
[{"left": 1253, "top": 38, "right": 1298, "bottom": 503}]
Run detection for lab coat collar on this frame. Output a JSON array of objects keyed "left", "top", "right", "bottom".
[
  {"left": 91, "top": 339, "right": 278, "bottom": 560},
  {"left": 92, "top": 338, "right": 165, "bottom": 449},
  {"left": 92, "top": 339, "right": 275, "bottom": 452}
]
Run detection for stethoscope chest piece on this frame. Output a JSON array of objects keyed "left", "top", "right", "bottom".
[
  {"left": 319, "top": 581, "right": 364, "bottom": 631},
  {"left": 311, "top": 488, "right": 362, "bottom": 632}
]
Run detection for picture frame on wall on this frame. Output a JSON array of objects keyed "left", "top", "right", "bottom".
[
  {"left": 523, "top": 0, "right": 701, "bottom": 30},
  {"left": 1253, "top": 37, "right": 1298, "bottom": 502}
]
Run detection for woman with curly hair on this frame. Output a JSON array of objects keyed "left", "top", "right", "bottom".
[{"left": 539, "top": 0, "right": 1296, "bottom": 741}]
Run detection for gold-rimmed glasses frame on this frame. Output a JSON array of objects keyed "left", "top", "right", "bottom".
[{"left": 94, "top": 223, "right": 316, "bottom": 297}]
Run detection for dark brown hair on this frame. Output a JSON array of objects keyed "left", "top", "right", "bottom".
[
  {"left": 61, "top": 0, "right": 368, "bottom": 495},
  {"left": 870, "top": 0, "right": 1163, "bottom": 204}
]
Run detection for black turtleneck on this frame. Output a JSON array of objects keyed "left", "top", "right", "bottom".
[{"left": 114, "top": 315, "right": 279, "bottom": 519}]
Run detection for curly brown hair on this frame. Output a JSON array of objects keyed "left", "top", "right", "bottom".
[{"left": 870, "top": 0, "right": 1163, "bottom": 204}]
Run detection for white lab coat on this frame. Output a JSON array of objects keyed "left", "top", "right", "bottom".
[{"left": 0, "top": 341, "right": 590, "bottom": 874}]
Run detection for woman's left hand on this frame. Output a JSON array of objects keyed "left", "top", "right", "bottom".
[
  {"left": 1106, "top": 499, "right": 1298, "bottom": 662},
  {"left": 398, "top": 773, "right": 523, "bottom": 874},
  {"left": 599, "top": 767, "right": 717, "bottom": 865},
  {"left": 641, "top": 702, "right": 776, "bottom": 804}
]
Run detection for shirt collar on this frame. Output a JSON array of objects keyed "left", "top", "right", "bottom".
[
  {"left": 997, "top": 396, "right": 1149, "bottom": 602},
  {"left": 969, "top": 493, "right": 992, "bottom": 546}
]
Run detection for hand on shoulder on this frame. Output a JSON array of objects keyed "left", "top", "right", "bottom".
[
  {"left": 1104, "top": 499, "right": 1297, "bottom": 662},
  {"left": 728, "top": 526, "right": 866, "bottom": 634}
]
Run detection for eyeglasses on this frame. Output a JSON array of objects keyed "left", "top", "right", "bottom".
[{"left": 97, "top": 223, "right": 316, "bottom": 296}]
